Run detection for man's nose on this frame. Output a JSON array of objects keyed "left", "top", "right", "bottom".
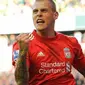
[{"left": 37, "top": 11, "right": 42, "bottom": 17}]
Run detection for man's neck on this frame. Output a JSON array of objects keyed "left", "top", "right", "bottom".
[{"left": 36, "top": 29, "right": 56, "bottom": 38}]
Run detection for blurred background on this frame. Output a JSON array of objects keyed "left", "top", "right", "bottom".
[{"left": 0, "top": 0, "right": 85, "bottom": 85}]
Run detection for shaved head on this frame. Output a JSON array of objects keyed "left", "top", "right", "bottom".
[{"left": 33, "top": 0, "right": 56, "bottom": 12}]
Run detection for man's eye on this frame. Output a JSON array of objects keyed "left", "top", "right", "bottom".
[
  {"left": 33, "top": 10, "right": 38, "bottom": 14},
  {"left": 41, "top": 9, "right": 47, "bottom": 12}
]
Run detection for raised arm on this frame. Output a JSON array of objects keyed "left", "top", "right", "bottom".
[{"left": 14, "top": 33, "right": 34, "bottom": 85}]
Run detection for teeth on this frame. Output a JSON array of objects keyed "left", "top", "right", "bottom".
[{"left": 37, "top": 19, "right": 44, "bottom": 23}]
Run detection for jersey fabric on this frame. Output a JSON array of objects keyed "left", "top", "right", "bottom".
[{"left": 12, "top": 30, "right": 85, "bottom": 85}]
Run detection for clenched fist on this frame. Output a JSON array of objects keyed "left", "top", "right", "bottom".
[{"left": 16, "top": 33, "right": 34, "bottom": 56}]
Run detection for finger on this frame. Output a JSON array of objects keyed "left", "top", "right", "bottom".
[
  {"left": 24, "top": 34, "right": 34, "bottom": 43},
  {"left": 15, "top": 33, "right": 34, "bottom": 44},
  {"left": 20, "top": 33, "right": 31, "bottom": 41},
  {"left": 20, "top": 33, "right": 34, "bottom": 42},
  {"left": 29, "top": 34, "right": 34, "bottom": 40},
  {"left": 16, "top": 33, "right": 29, "bottom": 41}
]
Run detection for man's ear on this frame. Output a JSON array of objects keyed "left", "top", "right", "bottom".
[{"left": 53, "top": 12, "right": 59, "bottom": 20}]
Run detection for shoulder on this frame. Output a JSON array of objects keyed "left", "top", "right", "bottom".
[
  {"left": 57, "top": 32, "right": 76, "bottom": 40},
  {"left": 13, "top": 41, "right": 19, "bottom": 50},
  {"left": 66, "top": 35, "right": 78, "bottom": 44},
  {"left": 57, "top": 32, "right": 78, "bottom": 45}
]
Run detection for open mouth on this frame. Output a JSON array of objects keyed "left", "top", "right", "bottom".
[{"left": 36, "top": 19, "right": 45, "bottom": 24}]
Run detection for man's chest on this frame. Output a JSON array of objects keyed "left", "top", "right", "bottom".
[{"left": 29, "top": 41, "right": 75, "bottom": 74}]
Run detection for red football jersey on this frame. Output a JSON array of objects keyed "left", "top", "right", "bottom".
[{"left": 12, "top": 30, "right": 85, "bottom": 85}]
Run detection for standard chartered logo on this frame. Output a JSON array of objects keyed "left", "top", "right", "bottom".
[
  {"left": 39, "top": 68, "right": 65, "bottom": 74},
  {"left": 39, "top": 62, "right": 66, "bottom": 74},
  {"left": 41, "top": 62, "right": 65, "bottom": 68}
]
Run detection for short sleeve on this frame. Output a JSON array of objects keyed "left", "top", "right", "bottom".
[
  {"left": 12, "top": 42, "right": 30, "bottom": 68},
  {"left": 12, "top": 42, "right": 19, "bottom": 66},
  {"left": 72, "top": 37, "right": 85, "bottom": 71}
]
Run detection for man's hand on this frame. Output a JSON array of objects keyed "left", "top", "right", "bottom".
[
  {"left": 16, "top": 33, "right": 34, "bottom": 43},
  {"left": 16, "top": 33, "right": 34, "bottom": 56}
]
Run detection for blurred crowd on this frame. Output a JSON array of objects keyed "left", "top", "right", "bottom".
[
  {"left": 0, "top": 0, "right": 34, "bottom": 16},
  {"left": 0, "top": 0, "right": 85, "bottom": 16},
  {"left": 56, "top": 0, "right": 85, "bottom": 13},
  {"left": 0, "top": 72, "right": 17, "bottom": 85}
]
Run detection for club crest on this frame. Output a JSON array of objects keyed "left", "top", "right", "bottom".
[{"left": 64, "top": 47, "right": 71, "bottom": 58}]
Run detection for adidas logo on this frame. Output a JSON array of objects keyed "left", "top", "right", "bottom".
[{"left": 37, "top": 51, "right": 45, "bottom": 57}]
